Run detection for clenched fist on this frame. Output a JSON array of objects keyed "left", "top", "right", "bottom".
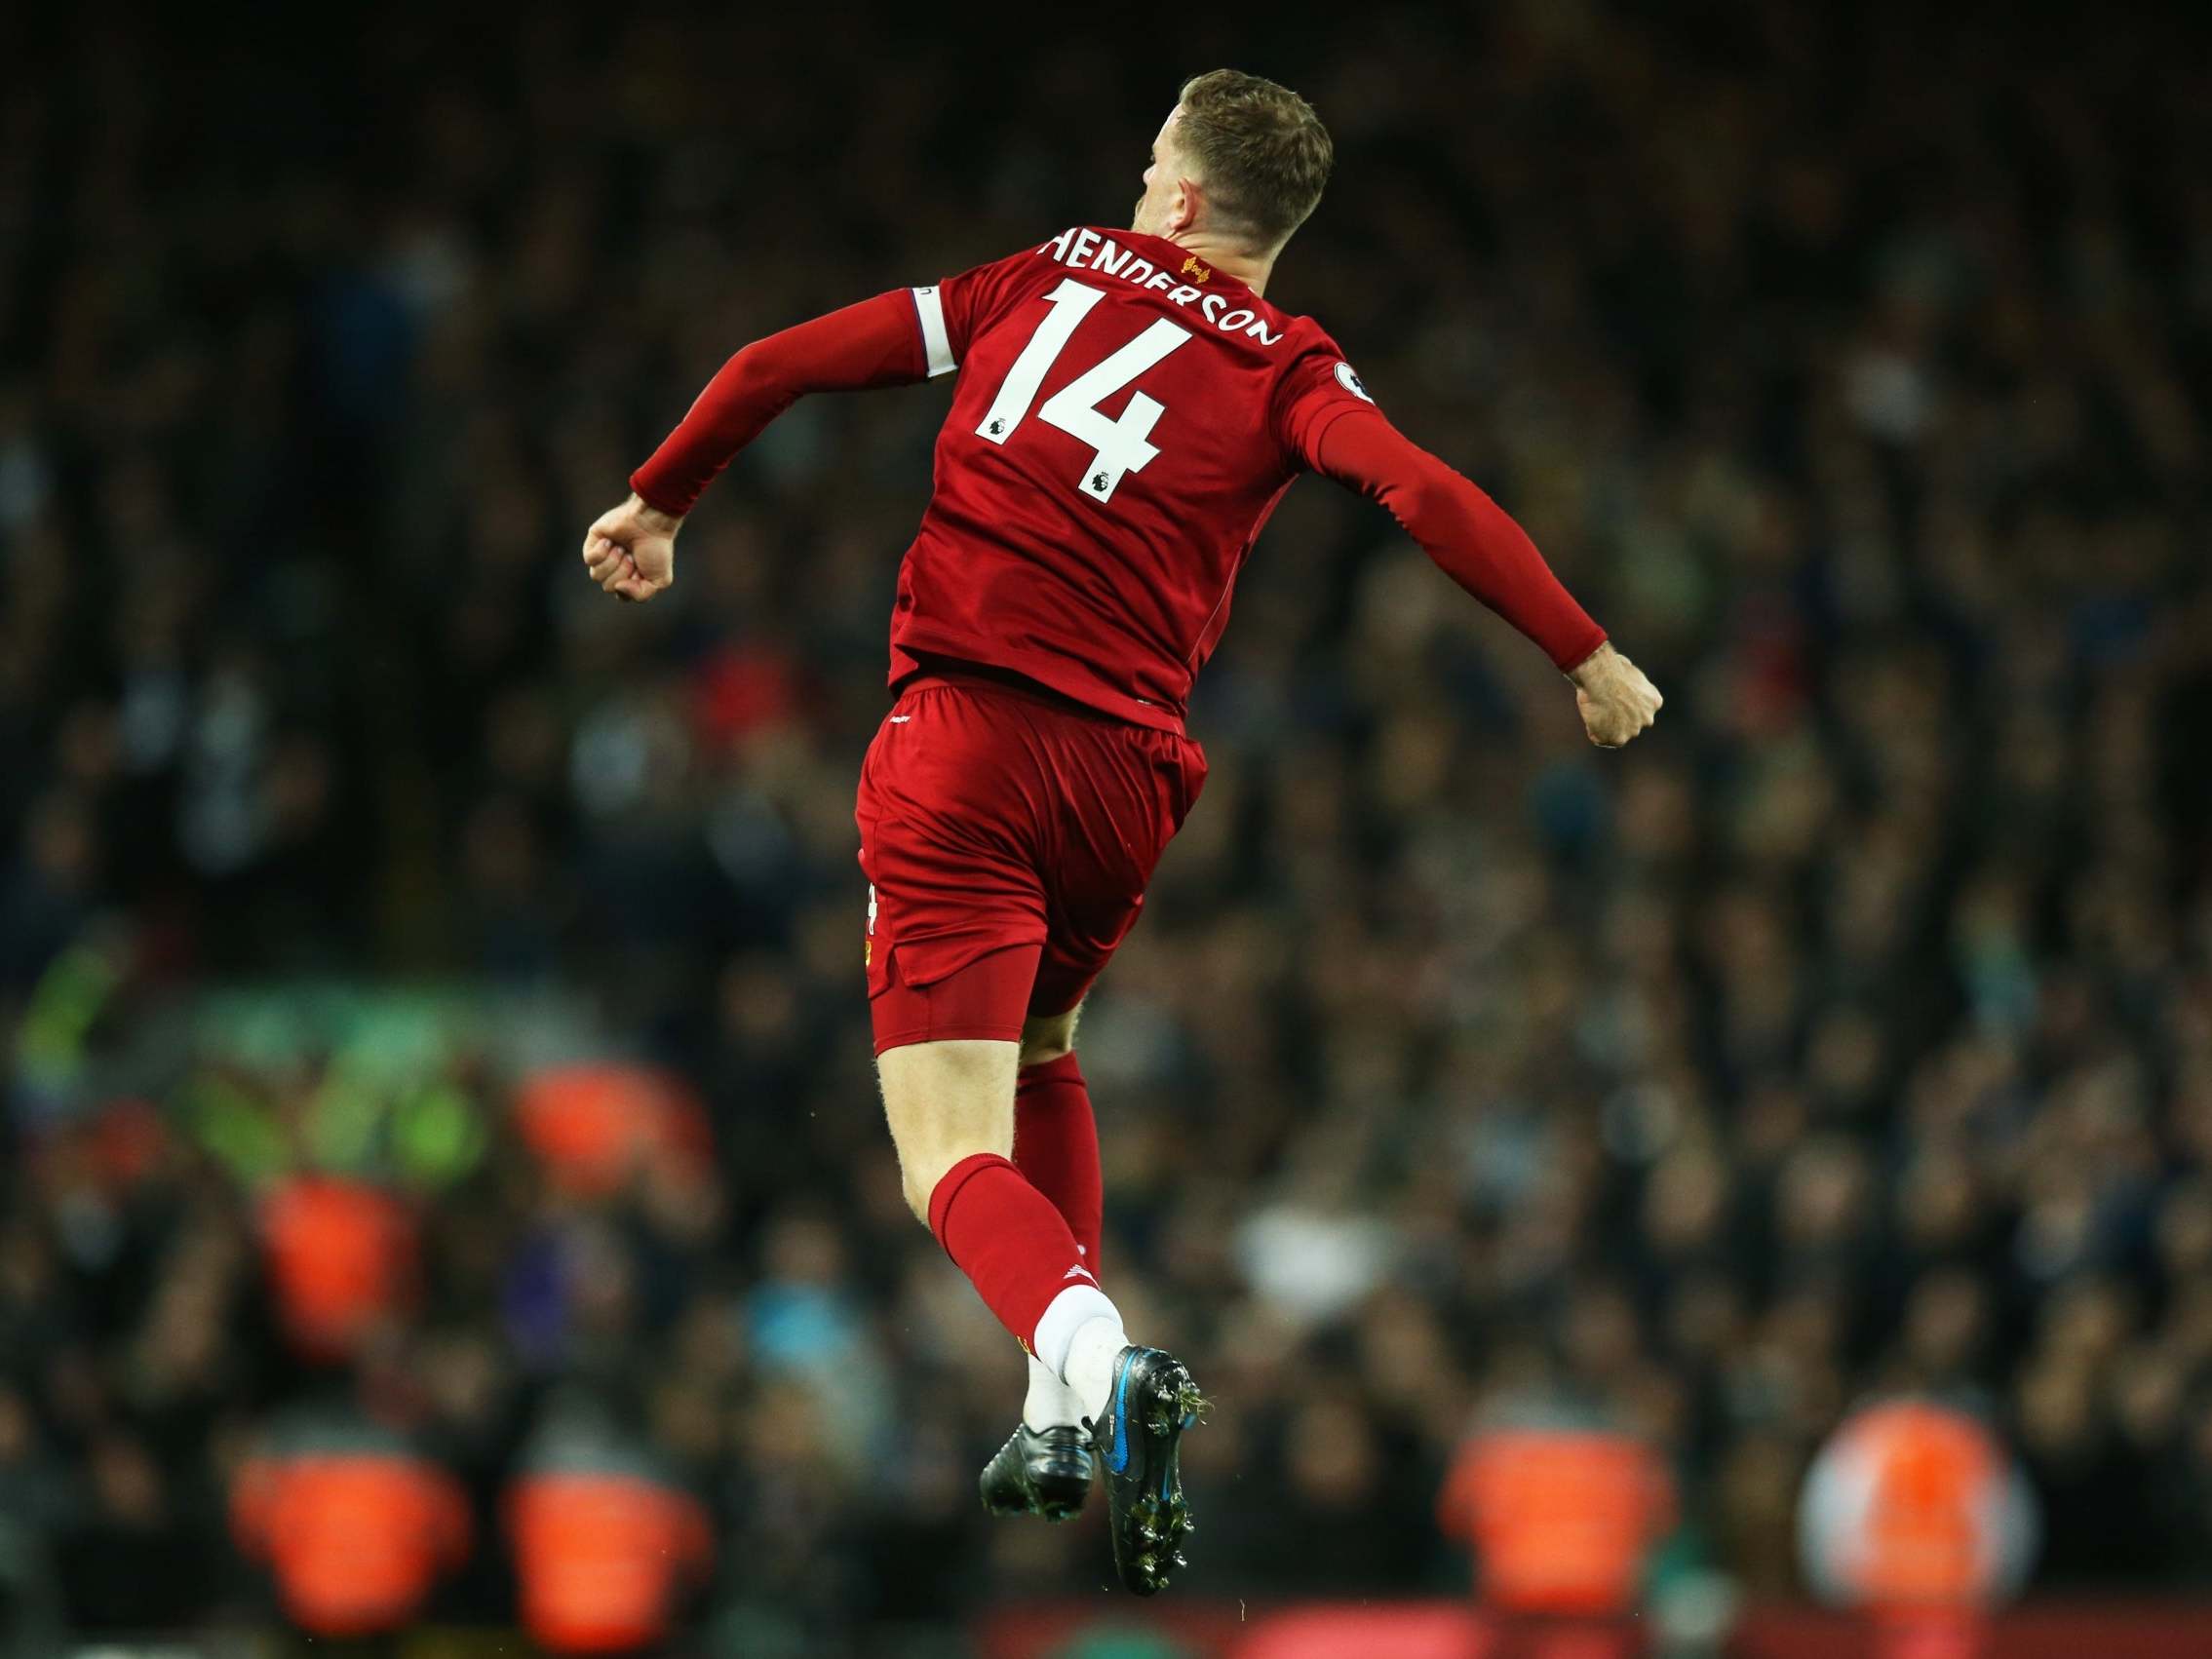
[
  {"left": 1569, "top": 642, "right": 1662, "bottom": 748},
  {"left": 581, "top": 493, "right": 682, "bottom": 602}
]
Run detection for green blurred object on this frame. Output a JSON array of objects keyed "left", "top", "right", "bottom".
[
  {"left": 392, "top": 1080, "right": 489, "bottom": 1185},
  {"left": 1054, "top": 1626, "right": 1197, "bottom": 1659},
  {"left": 15, "top": 942, "right": 122, "bottom": 1093},
  {"left": 187, "top": 1071, "right": 288, "bottom": 1188},
  {"left": 171, "top": 985, "right": 496, "bottom": 1191},
  {"left": 305, "top": 1061, "right": 385, "bottom": 1173}
]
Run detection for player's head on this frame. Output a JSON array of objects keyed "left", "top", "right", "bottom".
[{"left": 1133, "top": 70, "right": 1333, "bottom": 259}]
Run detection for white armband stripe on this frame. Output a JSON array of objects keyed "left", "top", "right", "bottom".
[{"left": 912, "top": 286, "right": 956, "bottom": 378}]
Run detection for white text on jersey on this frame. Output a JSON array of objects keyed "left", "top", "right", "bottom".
[{"left": 1039, "top": 227, "right": 1285, "bottom": 346}]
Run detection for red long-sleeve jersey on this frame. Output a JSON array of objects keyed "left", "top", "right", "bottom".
[{"left": 633, "top": 226, "right": 1605, "bottom": 732}]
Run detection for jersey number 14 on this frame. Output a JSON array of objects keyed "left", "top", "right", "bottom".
[{"left": 974, "top": 279, "right": 1191, "bottom": 503}]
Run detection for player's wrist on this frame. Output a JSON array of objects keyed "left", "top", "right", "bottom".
[
  {"left": 629, "top": 491, "right": 685, "bottom": 534},
  {"left": 1566, "top": 640, "right": 1616, "bottom": 686}
]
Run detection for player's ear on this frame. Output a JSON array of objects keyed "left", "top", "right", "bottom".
[{"left": 1169, "top": 174, "right": 1201, "bottom": 236}]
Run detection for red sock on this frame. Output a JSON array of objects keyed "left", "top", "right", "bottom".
[
  {"left": 1014, "top": 1053, "right": 1104, "bottom": 1278},
  {"left": 927, "top": 1153, "right": 1095, "bottom": 1352}
]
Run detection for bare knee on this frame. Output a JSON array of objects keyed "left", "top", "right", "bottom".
[
  {"left": 1019, "top": 1004, "right": 1082, "bottom": 1069},
  {"left": 877, "top": 1039, "right": 1020, "bottom": 1222}
]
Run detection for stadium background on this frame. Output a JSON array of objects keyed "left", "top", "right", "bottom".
[{"left": 3, "top": 0, "right": 2211, "bottom": 1653}]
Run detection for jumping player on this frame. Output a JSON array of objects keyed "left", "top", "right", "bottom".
[{"left": 581, "top": 70, "right": 1661, "bottom": 1595}]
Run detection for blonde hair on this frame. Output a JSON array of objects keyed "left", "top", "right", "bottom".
[{"left": 1175, "top": 69, "right": 1334, "bottom": 248}]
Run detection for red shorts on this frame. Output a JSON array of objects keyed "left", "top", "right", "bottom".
[{"left": 855, "top": 669, "right": 1207, "bottom": 1054}]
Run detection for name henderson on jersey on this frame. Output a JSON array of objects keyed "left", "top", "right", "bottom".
[{"left": 1037, "top": 226, "right": 1286, "bottom": 345}]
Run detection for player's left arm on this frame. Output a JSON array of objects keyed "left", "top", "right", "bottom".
[
  {"left": 583, "top": 289, "right": 939, "bottom": 601},
  {"left": 1308, "top": 405, "right": 1662, "bottom": 749}
]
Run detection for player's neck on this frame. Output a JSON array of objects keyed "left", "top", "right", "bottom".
[{"left": 1160, "top": 230, "right": 1274, "bottom": 297}]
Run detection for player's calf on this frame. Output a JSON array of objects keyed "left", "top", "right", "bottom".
[{"left": 880, "top": 1039, "right": 1126, "bottom": 1406}]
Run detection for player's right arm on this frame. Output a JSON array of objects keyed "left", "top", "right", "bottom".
[
  {"left": 583, "top": 287, "right": 951, "bottom": 601},
  {"left": 1280, "top": 356, "right": 1661, "bottom": 749}
]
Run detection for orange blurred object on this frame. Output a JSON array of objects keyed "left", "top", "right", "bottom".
[
  {"left": 512, "top": 1063, "right": 713, "bottom": 1198},
  {"left": 1801, "top": 1399, "right": 2037, "bottom": 1616},
  {"left": 1439, "top": 1428, "right": 1676, "bottom": 1619},
  {"left": 509, "top": 1468, "right": 714, "bottom": 1652},
  {"left": 258, "top": 1174, "right": 417, "bottom": 1361},
  {"left": 231, "top": 1434, "right": 471, "bottom": 1638}
]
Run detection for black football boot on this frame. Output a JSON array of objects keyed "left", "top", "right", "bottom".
[
  {"left": 979, "top": 1421, "right": 1094, "bottom": 1521},
  {"left": 1085, "top": 1345, "right": 1204, "bottom": 1595}
]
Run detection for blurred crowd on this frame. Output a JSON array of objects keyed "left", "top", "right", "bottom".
[{"left": 4, "top": 0, "right": 2212, "bottom": 1649}]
